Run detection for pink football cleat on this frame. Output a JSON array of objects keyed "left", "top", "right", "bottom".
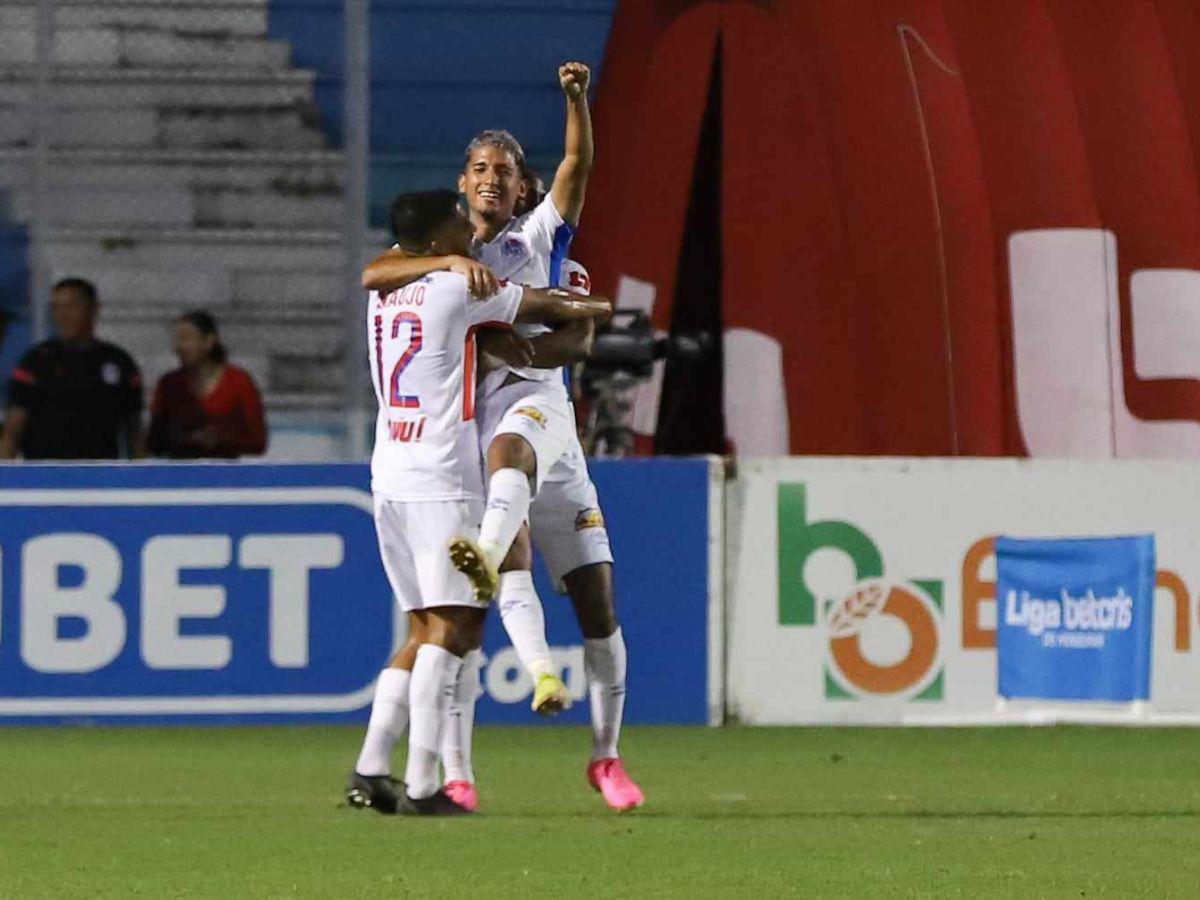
[
  {"left": 586, "top": 758, "right": 645, "bottom": 811},
  {"left": 443, "top": 780, "right": 478, "bottom": 812}
]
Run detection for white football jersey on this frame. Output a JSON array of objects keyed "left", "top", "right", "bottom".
[
  {"left": 477, "top": 257, "right": 591, "bottom": 398},
  {"left": 473, "top": 194, "right": 575, "bottom": 385},
  {"left": 368, "top": 272, "right": 523, "bottom": 501}
]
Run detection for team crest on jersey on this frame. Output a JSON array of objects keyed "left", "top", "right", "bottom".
[
  {"left": 574, "top": 508, "right": 605, "bottom": 531},
  {"left": 101, "top": 362, "right": 121, "bottom": 386},
  {"left": 513, "top": 406, "right": 548, "bottom": 428},
  {"left": 501, "top": 236, "right": 528, "bottom": 262}
]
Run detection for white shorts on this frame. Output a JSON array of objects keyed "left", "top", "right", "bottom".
[
  {"left": 477, "top": 377, "right": 574, "bottom": 492},
  {"left": 529, "top": 460, "right": 614, "bottom": 593},
  {"left": 373, "top": 496, "right": 488, "bottom": 611},
  {"left": 544, "top": 413, "right": 587, "bottom": 483}
]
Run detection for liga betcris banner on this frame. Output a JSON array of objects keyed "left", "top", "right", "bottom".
[
  {"left": 997, "top": 536, "right": 1155, "bottom": 703},
  {"left": 726, "top": 457, "right": 1200, "bottom": 725}
]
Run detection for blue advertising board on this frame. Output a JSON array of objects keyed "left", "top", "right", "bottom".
[
  {"left": 996, "top": 535, "right": 1155, "bottom": 702},
  {"left": 0, "top": 459, "right": 713, "bottom": 725}
]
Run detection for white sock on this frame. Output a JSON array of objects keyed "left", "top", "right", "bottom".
[
  {"left": 585, "top": 628, "right": 627, "bottom": 760},
  {"left": 354, "top": 667, "right": 411, "bottom": 776},
  {"left": 441, "top": 648, "right": 484, "bottom": 784},
  {"left": 498, "top": 570, "right": 554, "bottom": 679},
  {"left": 478, "top": 467, "right": 531, "bottom": 568},
  {"left": 404, "top": 645, "right": 462, "bottom": 799}
]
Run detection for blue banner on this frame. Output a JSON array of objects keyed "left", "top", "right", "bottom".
[
  {"left": 0, "top": 459, "right": 712, "bottom": 725},
  {"left": 996, "top": 535, "right": 1154, "bottom": 702}
]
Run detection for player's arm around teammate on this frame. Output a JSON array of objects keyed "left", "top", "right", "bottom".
[
  {"left": 362, "top": 248, "right": 497, "bottom": 298},
  {"left": 520, "top": 318, "right": 597, "bottom": 368}
]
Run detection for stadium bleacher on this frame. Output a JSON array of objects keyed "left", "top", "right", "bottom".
[
  {"left": 0, "top": 0, "right": 347, "bottom": 453},
  {"left": 0, "top": 0, "right": 613, "bottom": 457}
]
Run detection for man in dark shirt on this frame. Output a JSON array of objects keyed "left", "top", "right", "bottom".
[{"left": 0, "top": 278, "right": 143, "bottom": 459}]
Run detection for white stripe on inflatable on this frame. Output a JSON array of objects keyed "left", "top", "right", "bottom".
[
  {"left": 1008, "top": 228, "right": 1118, "bottom": 457},
  {"left": 1131, "top": 269, "right": 1200, "bottom": 380},
  {"left": 723, "top": 327, "right": 789, "bottom": 455}
]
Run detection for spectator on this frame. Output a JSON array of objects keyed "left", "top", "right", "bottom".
[
  {"left": 0, "top": 277, "right": 143, "bottom": 460},
  {"left": 148, "top": 310, "right": 266, "bottom": 459}
]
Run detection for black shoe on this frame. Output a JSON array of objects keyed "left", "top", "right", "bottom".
[
  {"left": 400, "top": 788, "right": 474, "bottom": 816},
  {"left": 346, "top": 772, "right": 404, "bottom": 814}
]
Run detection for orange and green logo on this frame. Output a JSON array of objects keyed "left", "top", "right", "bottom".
[{"left": 777, "top": 484, "right": 943, "bottom": 701}]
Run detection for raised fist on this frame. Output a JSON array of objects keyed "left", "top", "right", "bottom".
[{"left": 559, "top": 61, "right": 591, "bottom": 99}]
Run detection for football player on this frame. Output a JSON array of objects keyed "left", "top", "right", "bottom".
[
  {"left": 362, "top": 63, "right": 643, "bottom": 812},
  {"left": 346, "top": 189, "right": 610, "bottom": 815}
]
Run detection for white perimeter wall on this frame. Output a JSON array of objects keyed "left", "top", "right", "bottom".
[{"left": 724, "top": 457, "right": 1200, "bottom": 725}]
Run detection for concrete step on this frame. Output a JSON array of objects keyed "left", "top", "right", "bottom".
[
  {"left": 105, "top": 300, "right": 344, "bottom": 325},
  {"left": 0, "top": 149, "right": 344, "bottom": 193},
  {"left": 0, "top": 2, "right": 270, "bottom": 39},
  {"left": 4, "top": 184, "right": 342, "bottom": 229},
  {"left": 32, "top": 265, "right": 333, "bottom": 313},
  {"left": 0, "top": 27, "right": 291, "bottom": 70},
  {"left": 0, "top": 66, "right": 317, "bottom": 108},
  {"left": 194, "top": 187, "right": 342, "bottom": 229},
  {"left": 0, "top": 105, "right": 325, "bottom": 150},
  {"left": 261, "top": 391, "right": 346, "bottom": 412},
  {"left": 159, "top": 106, "right": 326, "bottom": 151},
  {"left": 43, "top": 227, "right": 349, "bottom": 281},
  {"left": 38, "top": 227, "right": 386, "bottom": 309}
]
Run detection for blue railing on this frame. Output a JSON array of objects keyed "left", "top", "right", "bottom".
[{"left": 0, "top": 206, "right": 30, "bottom": 408}]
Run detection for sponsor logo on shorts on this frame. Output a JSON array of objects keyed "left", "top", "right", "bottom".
[
  {"left": 574, "top": 508, "right": 605, "bottom": 531},
  {"left": 514, "top": 406, "right": 548, "bottom": 428}
]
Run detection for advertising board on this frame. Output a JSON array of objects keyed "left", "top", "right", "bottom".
[
  {"left": 0, "top": 459, "right": 720, "bottom": 725},
  {"left": 726, "top": 457, "right": 1200, "bottom": 725}
]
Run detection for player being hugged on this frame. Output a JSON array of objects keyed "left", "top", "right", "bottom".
[
  {"left": 346, "top": 189, "right": 610, "bottom": 816},
  {"left": 362, "top": 61, "right": 645, "bottom": 814}
]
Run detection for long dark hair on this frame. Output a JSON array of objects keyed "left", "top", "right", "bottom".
[{"left": 179, "top": 310, "right": 228, "bottom": 364}]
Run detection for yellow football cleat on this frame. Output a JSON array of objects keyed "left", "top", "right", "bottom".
[
  {"left": 448, "top": 536, "right": 500, "bottom": 603},
  {"left": 532, "top": 672, "right": 571, "bottom": 716}
]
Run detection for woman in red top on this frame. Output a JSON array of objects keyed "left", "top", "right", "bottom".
[{"left": 149, "top": 311, "right": 267, "bottom": 458}]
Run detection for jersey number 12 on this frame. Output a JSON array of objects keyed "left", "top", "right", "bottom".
[{"left": 374, "top": 312, "right": 423, "bottom": 409}]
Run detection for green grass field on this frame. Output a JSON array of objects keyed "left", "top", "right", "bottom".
[{"left": 2, "top": 726, "right": 1199, "bottom": 898}]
